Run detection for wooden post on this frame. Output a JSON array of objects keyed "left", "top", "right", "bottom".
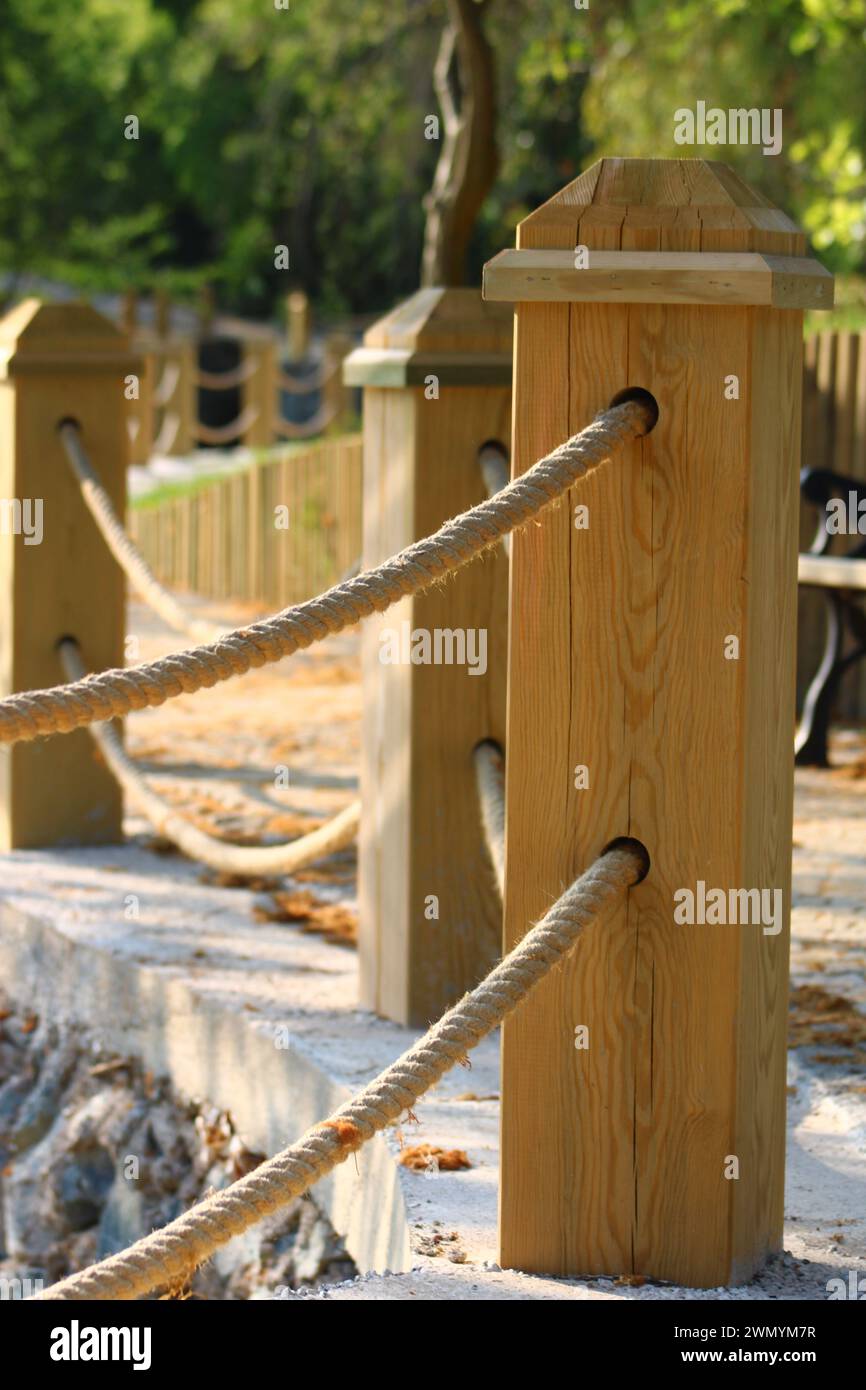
[
  {"left": 483, "top": 158, "right": 833, "bottom": 1288},
  {"left": 120, "top": 288, "right": 138, "bottom": 337},
  {"left": 198, "top": 284, "right": 216, "bottom": 338},
  {"left": 173, "top": 338, "right": 196, "bottom": 455},
  {"left": 323, "top": 331, "right": 355, "bottom": 430},
  {"left": 286, "top": 290, "right": 311, "bottom": 362},
  {"left": 243, "top": 335, "right": 277, "bottom": 449},
  {"left": 345, "top": 288, "right": 513, "bottom": 1025},
  {"left": 154, "top": 288, "right": 171, "bottom": 339},
  {"left": 0, "top": 300, "right": 136, "bottom": 848},
  {"left": 127, "top": 346, "right": 154, "bottom": 467}
]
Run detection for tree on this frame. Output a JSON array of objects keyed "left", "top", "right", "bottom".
[{"left": 421, "top": 0, "right": 498, "bottom": 286}]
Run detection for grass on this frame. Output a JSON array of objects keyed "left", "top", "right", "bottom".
[
  {"left": 806, "top": 274, "right": 866, "bottom": 336},
  {"left": 130, "top": 426, "right": 361, "bottom": 511}
]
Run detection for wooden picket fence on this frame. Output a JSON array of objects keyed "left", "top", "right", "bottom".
[
  {"left": 798, "top": 329, "right": 866, "bottom": 720},
  {"left": 128, "top": 331, "right": 866, "bottom": 719},
  {"left": 129, "top": 435, "right": 362, "bottom": 611}
]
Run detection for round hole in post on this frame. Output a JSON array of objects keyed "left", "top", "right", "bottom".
[
  {"left": 477, "top": 438, "right": 508, "bottom": 458},
  {"left": 473, "top": 736, "right": 504, "bottom": 757},
  {"left": 600, "top": 834, "right": 651, "bottom": 884},
  {"left": 477, "top": 441, "right": 510, "bottom": 502},
  {"left": 56, "top": 416, "right": 82, "bottom": 433},
  {"left": 608, "top": 386, "right": 659, "bottom": 435}
]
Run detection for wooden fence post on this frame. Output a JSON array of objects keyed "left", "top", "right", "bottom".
[
  {"left": 345, "top": 288, "right": 513, "bottom": 1025},
  {"left": 174, "top": 339, "right": 196, "bottom": 456},
  {"left": 286, "top": 290, "right": 311, "bottom": 362},
  {"left": 150, "top": 338, "right": 196, "bottom": 457},
  {"left": 0, "top": 300, "right": 136, "bottom": 848},
  {"left": 323, "top": 331, "right": 355, "bottom": 430},
  {"left": 154, "top": 288, "right": 172, "bottom": 339},
  {"left": 122, "top": 296, "right": 155, "bottom": 467},
  {"left": 483, "top": 158, "right": 833, "bottom": 1287},
  {"left": 243, "top": 335, "right": 277, "bottom": 449}
]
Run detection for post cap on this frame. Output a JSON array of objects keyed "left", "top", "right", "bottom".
[
  {"left": 0, "top": 299, "right": 141, "bottom": 377},
  {"left": 344, "top": 287, "right": 513, "bottom": 388},
  {"left": 482, "top": 158, "right": 833, "bottom": 311}
]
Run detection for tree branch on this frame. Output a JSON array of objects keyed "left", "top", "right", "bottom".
[{"left": 421, "top": 0, "right": 498, "bottom": 287}]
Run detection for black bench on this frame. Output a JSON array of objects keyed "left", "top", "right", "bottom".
[{"left": 796, "top": 467, "right": 866, "bottom": 765}]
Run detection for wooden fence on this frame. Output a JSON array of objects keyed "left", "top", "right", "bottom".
[
  {"left": 129, "top": 435, "right": 362, "bottom": 611},
  {"left": 799, "top": 329, "right": 866, "bottom": 718},
  {"left": 129, "top": 330, "right": 866, "bottom": 718}
]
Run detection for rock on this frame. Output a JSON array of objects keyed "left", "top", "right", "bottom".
[
  {"left": 96, "top": 1178, "right": 147, "bottom": 1260},
  {"left": 11, "top": 1040, "right": 78, "bottom": 1152},
  {"left": 293, "top": 1213, "right": 331, "bottom": 1283},
  {"left": 0, "top": 1075, "right": 34, "bottom": 1139},
  {"left": 3, "top": 1122, "right": 65, "bottom": 1259},
  {"left": 55, "top": 1142, "right": 115, "bottom": 1232}
]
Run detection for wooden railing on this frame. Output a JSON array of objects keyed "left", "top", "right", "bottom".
[
  {"left": 799, "top": 329, "right": 866, "bottom": 718},
  {"left": 129, "top": 436, "right": 362, "bottom": 611}
]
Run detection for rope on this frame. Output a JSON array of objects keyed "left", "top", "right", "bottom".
[
  {"left": 152, "top": 410, "right": 180, "bottom": 457},
  {"left": 474, "top": 740, "right": 505, "bottom": 899},
  {"left": 196, "top": 360, "right": 260, "bottom": 391},
  {"left": 274, "top": 404, "right": 338, "bottom": 439},
  {"left": 35, "top": 841, "right": 645, "bottom": 1301},
  {"left": 59, "top": 639, "right": 359, "bottom": 875},
  {"left": 60, "top": 424, "right": 227, "bottom": 646},
  {"left": 277, "top": 361, "right": 339, "bottom": 394},
  {"left": 479, "top": 443, "right": 511, "bottom": 559},
  {"left": 0, "top": 399, "right": 650, "bottom": 746},
  {"left": 153, "top": 360, "right": 181, "bottom": 409},
  {"left": 192, "top": 405, "right": 260, "bottom": 446}
]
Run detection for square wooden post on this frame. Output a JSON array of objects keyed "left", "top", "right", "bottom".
[
  {"left": 324, "top": 332, "right": 356, "bottom": 431},
  {"left": 286, "top": 291, "right": 311, "bottom": 363},
  {"left": 173, "top": 338, "right": 197, "bottom": 456},
  {"left": 243, "top": 336, "right": 277, "bottom": 449},
  {"left": 483, "top": 159, "right": 833, "bottom": 1287},
  {"left": 150, "top": 337, "right": 195, "bottom": 457},
  {"left": 0, "top": 300, "right": 137, "bottom": 848},
  {"left": 345, "top": 288, "right": 512, "bottom": 1025}
]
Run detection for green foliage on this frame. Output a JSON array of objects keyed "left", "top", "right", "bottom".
[{"left": 0, "top": 0, "right": 863, "bottom": 317}]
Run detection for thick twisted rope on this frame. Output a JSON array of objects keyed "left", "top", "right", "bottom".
[
  {"left": 274, "top": 403, "right": 338, "bottom": 439},
  {"left": 153, "top": 360, "right": 181, "bottom": 409},
  {"left": 1, "top": 400, "right": 649, "bottom": 747},
  {"left": 478, "top": 441, "right": 512, "bottom": 559},
  {"left": 60, "top": 424, "right": 227, "bottom": 645},
  {"left": 36, "top": 841, "right": 645, "bottom": 1301},
  {"left": 277, "top": 360, "right": 338, "bottom": 394},
  {"left": 59, "top": 639, "right": 359, "bottom": 876},
  {"left": 152, "top": 410, "right": 180, "bottom": 457},
  {"left": 191, "top": 405, "right": 260, "bottom": 447},
  {"left": 474, "top": 740, "right": 506, "bottom": 899},
  {"left": 196, "top": 359, "right": 260, "bottom": 391}
]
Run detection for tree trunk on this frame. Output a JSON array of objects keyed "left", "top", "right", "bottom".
[{"left": 421, "top": 0, "right": 498, "bottom": 287}]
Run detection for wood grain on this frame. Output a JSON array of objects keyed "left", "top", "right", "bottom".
[
  {"left": 0, "top": 300, "right": 133, "bottom": 848},
  {"left": 484, "top": 249, "right": 832, "bottom": 310},
  {"left": 357, "top": 289, "right": 511, "bottom": 1025},
  {"left": 499, "top": 159, "right": 819, "bottom": 1287}
]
